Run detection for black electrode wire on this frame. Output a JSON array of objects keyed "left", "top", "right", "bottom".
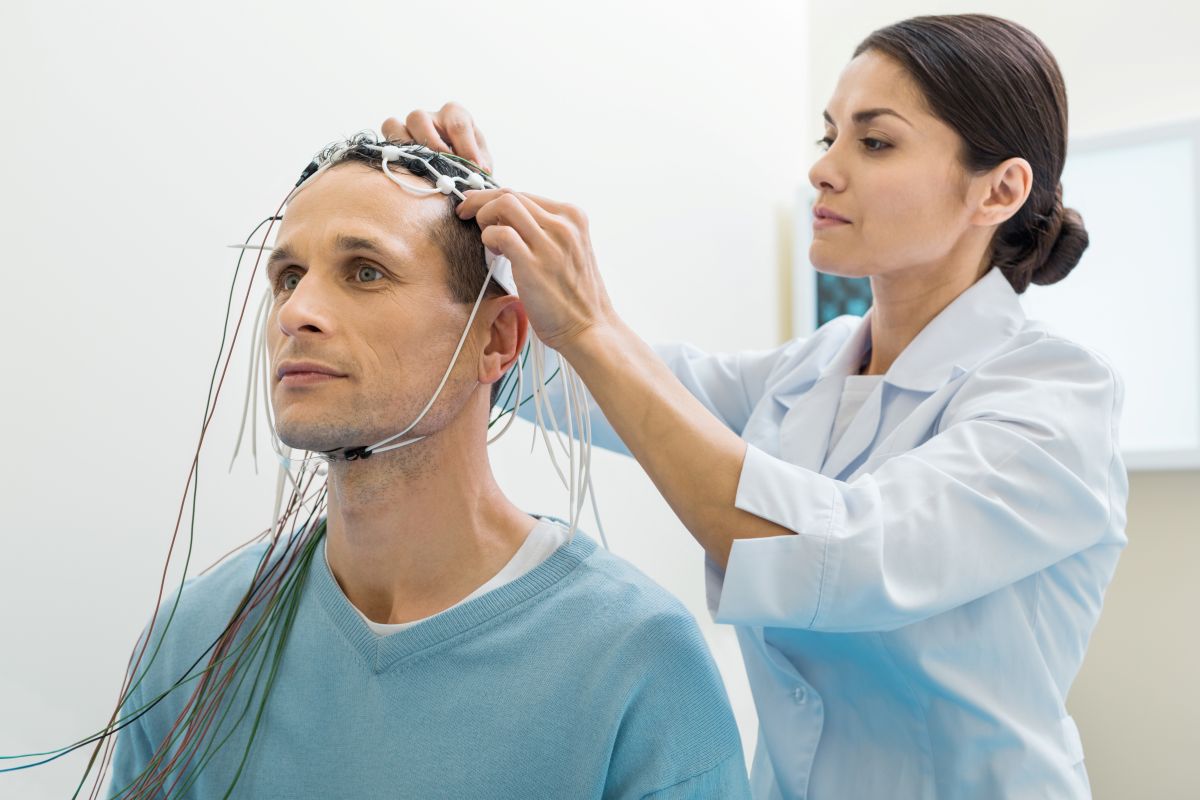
[
  {"left": 12, "top": 146, "right": 574, "bottom": 795},
  {"left": 76, "top": 209, "right": 292, "bottom": 800},
  {"left": 160, "top": 537, "right": 310, "bottom": 800},
  {"left": 16, "top": 485, "right": 324, "bottom": 794},
  {"left": 107, "top": 491, "right": 324, "bottom": 799},
  {"left": 0, "top": 214, "right": 291, "bottom": 788},
  {"left": 147, "top": 477, "right": 324, "bottom": 784},
  {"left": 93, "top": 199, "right": 290, "bottom": 779},
  {"left": 166, "top": 516, "right": 325, "bottom": 800},
  {"left": 4, "top": 508, "right": 308, "bottom": 779},
  {"left": 94, "top": 206, "right": 293, "bottom": 798},
  {"left": 111, "top": 510, "right": 324, "bottom": 796},
  {"left": 108, "top": 478, "right": 326, "bottom": 798},
  {"left": 124, "top": 492, "right": 326, "bottom": 798}
]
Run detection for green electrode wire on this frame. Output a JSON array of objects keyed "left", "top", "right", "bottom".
[
  {"left": 84, "top": 212, "right": 302, "bottom": 797},
  {"left": 106, "top": 495, "right": 326, "bottom": 797},
  {"left": 6, "top": 142, "right": 563, "bottom": 798},
  {"left": 0, "top": 216, "right": 281, "bottom": 790},
  {"left": 113, "top": 517, "right": 326, "bottom": 798}
]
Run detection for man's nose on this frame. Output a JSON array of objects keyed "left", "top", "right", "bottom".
[{"left": 276, "top": 274, "right": 334, "bottom": 338}]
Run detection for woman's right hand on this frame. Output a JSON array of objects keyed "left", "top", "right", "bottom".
[{"left": 381, "top": 103, "right": 493, "bottom": 173}]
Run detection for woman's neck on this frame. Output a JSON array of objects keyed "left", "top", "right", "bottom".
[{"left": 861, "top": 257, "right": 989, "bottom": 376}]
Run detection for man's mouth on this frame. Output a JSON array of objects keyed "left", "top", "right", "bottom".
[{"left": 276, "top": 361, "right": 348, "bottom": 385}]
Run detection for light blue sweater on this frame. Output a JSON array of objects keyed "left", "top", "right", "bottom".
[{"left": 109, "top": 525, "right": 750, "bottom": 798}]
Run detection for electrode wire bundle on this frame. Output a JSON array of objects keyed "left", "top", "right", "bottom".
[{"left": 1, "top": 135, "right": 606, "bottom": 798}]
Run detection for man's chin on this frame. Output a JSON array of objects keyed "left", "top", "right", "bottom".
[{"left": 274, "top": 421, "right": 367, "bottom": 455}]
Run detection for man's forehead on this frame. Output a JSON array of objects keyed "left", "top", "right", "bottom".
[{"left": 276, "top": 163, "right": 444, "bottom": 252}]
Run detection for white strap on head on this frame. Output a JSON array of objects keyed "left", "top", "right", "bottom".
[
  {"left": 373, "top": 142, "right": 516, "bottom": 297},
  {"left": 236, "top": 134, "right": 602, "bottom": 548},
  {"left": 486, "top": 250, "right": 517, "bottom": 296}
]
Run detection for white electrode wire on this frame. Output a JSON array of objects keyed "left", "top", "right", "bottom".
[
  {"left": 528, "top": 343, "right": 571, "bottom": 489},
  {"left": 568, "top": 363, "right": 593, "bottom": 538},
  {"left": 541, "top": 352, "right": 577, "bottom": 464},
  {"left": 564, "top": 361, "right": 579, "bottom": 537},
  {"left": 228, "top": 245, "right": 277, "bottom": 473},
  {"left": 517, "top": 344, "right": 604, "bottom": 544},
  {"left": 487, "top": 347, "right": 525, "bottom": 446},
  {"left": 545, "top": 353, "right": 579, "bottom": 460},
  {"left": 380, "top": 150, "right": 467, "bottom": 201},
  {"left": 366, "top": 253, "right": 500, "bottom": 456},
  {"left": 524, "top": 340, "right": 594, "bottom": 539},
  {"left": 585, "top": 420, "right": 608, "bottom": 548},
  {"left": 250, "top": 292, "right": 270, "bottom": 470},
  {"left": 231, "top": 138, "right": 605, "bottom": 551},
  {"left": 252, "top": 294, "right": 324, "bottom": 472}
]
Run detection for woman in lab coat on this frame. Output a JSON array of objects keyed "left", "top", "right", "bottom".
[{"left": 396, "top": 13, "right": 1125, "bottom": 800}]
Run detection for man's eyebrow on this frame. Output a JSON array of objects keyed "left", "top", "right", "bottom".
[
  {"left": 265, "top": 235, "right": 399, "bottom": 272},
  {"left": 823, "top": 107, "right": 913, "bottom": 127},
  {"left": 334, "top": 234, "right": 402, "bottom": 259},
  {"left": 266, "top": 245, "right": 294, "bottom": 273}
]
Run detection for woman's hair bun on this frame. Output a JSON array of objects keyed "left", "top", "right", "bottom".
[{"left": 1030, "top": 201, "right": 1089, "bottom": 287}]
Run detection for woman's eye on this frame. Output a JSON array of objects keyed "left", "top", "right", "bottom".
[
  {"left": 816, "top": 136, "right": 834, "bottom": 151},
  {"left": 861, "top": 137, "right": 891, "bottom": 152},
  {"left": 356, "top": 265, "right": 383, "bottom": 283}
]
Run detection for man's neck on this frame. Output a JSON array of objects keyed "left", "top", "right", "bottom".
[{"left": 322, "top": 422, "right": 536, "bottom": 625}]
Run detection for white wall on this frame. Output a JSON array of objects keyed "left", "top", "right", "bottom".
[
  {"left": 8, "top": 2, "right": 1191, "bottom": 798},
  {"left": 806, "top": 2, "right": 1200, "bottom": 798},
  {"left": 0, "top": 0, "right": 808, "bottom": 795}
]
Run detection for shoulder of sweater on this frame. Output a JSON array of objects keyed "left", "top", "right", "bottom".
[
  {"left": 132, "top": 538, "right": 285, "bottom": 671},
  {"left": 565, "top": 545, "right": 709, "bottom": 652}
]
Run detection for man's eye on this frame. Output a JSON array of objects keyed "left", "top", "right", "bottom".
[
  {"left": 281, "top": 272, "right": 301, "bottom": 291},
  {"left": 356, "top": 265, "right": 384, "bottom": 283}
]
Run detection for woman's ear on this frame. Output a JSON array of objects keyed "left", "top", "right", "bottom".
[
  {"left": 478, "top": 295, "right": 529, "bottom": 386},
  {"left": 970, "top": 156, "right": 1033, "bottom": 228}
]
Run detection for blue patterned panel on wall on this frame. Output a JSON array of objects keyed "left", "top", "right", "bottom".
[{"left": 816, "top": 273, "right": 872, "bottom": 325}]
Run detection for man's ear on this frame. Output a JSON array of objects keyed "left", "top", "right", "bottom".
[
  {"left": 969, "top": 156, "right": 1033, "bottom": 228},
  {"left": 478, "top": 295, "right": 529, "bottom": 386}
]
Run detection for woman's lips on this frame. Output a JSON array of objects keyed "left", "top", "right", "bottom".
[{"left": 813, "top": 205, "right": 851, "bottom": 229}]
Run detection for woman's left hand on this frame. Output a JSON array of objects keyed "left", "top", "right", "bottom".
[{"left": 456, "top": 189, "right": 617, "bottom": 355}]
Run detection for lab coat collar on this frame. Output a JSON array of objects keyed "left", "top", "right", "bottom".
[{"left": 819, "top": 267, "right": 1025, "bottom": 393}]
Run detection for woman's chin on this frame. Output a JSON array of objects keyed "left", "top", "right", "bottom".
[{"left": 809, "top": 247, "right": 873, "bottom": 280}]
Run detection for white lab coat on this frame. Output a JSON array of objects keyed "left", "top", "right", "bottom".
[{"left": 532, "top": 267, "right": 1127, "bottom": 799}]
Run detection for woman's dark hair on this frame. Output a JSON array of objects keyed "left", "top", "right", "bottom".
[{"left": 855, "top": 14, "right": 1088, "bottom": 293}]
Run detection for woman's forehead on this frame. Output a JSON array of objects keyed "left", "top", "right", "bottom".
[{"left": 826, "top": 51, "right": 928, "bottom": 123}]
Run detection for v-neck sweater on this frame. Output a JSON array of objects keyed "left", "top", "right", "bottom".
[{"left": 109, "top": 525, "right": 751, "bottom": 799}]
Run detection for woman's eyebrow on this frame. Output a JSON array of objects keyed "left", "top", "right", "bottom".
[{"left": 823, "top": 107, "right": 913, "bottom": 127}]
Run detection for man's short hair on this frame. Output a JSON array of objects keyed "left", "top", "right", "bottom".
[{"left": 317, "top": 136, "right": 511, "bottom": 406}]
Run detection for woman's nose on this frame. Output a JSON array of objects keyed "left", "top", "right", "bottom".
[{"left": 808, "top": 146, "right": 847, "bottom": 193}]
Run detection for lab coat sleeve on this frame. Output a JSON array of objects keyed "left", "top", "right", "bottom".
[
  {"left": 513, "top": 340, "right": 798, "bottom": 457},
  {"left": 713, "top": 336, "right": 1128, "bottom": 633}
]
